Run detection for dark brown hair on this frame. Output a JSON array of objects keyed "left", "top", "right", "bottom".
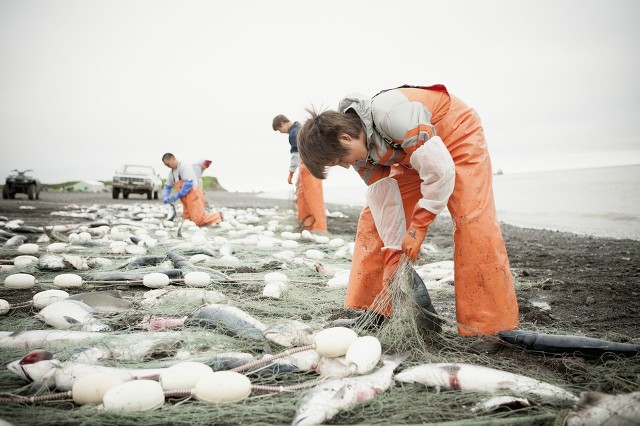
[
  {"left": 297, "top": 108, "right": 363, "bottom": 179},
  {"left": 271, "top": 115, "right": 290, "bottom": 131}
]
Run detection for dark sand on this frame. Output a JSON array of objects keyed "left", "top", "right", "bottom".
[{"left": 2, "top": 190, "right": 637, "bottom": 337}]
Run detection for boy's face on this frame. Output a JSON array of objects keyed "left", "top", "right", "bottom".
[
  {"left": 276, "top": 122, "right": 289, "bottom": 134},
  {"left": 163, "top": 158, "right": 178, "bottom": 169},
  {"left": 333, "top": 131, "right": 368, "bottom": 169}
]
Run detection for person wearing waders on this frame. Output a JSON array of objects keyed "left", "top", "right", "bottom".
[
  {"left": 162, "top": 153, "right": 222, "bottom": 226},
  {"left": 192, "top": 159, "right": 212, "bottom": 191},
  {"left": 272, "top": 114, "right": 328, "bottom": 233},
  {"left": 297, "top": 85, "right": 519, "bottom": 353}
]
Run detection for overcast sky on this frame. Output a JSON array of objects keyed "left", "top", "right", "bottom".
[{"left": 1, "top": 0, "right": 639, "bottom": 193}]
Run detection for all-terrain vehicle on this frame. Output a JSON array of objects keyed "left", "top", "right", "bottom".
[
  {"left": 2, "top": 169, "right": 42, "bottom": 200},
  {"left": 112, "top": 165, "right": 163, "bottom": 200}
]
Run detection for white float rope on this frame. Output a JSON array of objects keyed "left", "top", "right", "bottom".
[{"left": 0, "top": 328, "right": 377, "bottom": 406}]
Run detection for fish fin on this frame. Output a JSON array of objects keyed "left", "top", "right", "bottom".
[
  {"left": 262, "top": 341, "right": 273, "bottom": 355},
  {"left": 107, "top": 289, "right": 125, "bottom": 298},
  {"left": 63, "top": 316, "right": 81, "bottom": 325},
  {"left": 382, "top": 351, "right": 412, "bottom": 368},
  {"left": 330, "top": 385, "right": 348, "bottom": 401}
]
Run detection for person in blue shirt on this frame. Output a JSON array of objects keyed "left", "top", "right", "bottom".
[{"left": 272, "top": 114, "right": 327, "bottom": 233}]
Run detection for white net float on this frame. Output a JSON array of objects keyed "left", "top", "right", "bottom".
[
  {"left": 33, "top": 289, "right": 69, "bottom": 308},
  {"left": 183, "top": 271, "right": 211, "bottom": 287},
  {"left": 281, "top": 240, "right": 299, "bottom": 249},
  {"left": 0, "top": 299, "right": 9, "bottom": 315},
  {"left": 78, "top": 231, "right": 92, "bottom": 242},
  {"left": 314, "top": 235, "right": 330, "bottom": 244},
  {"left": 345, "top": 335, "right": 382, "bottom": 375},
  {"left": 159, "top": 361, "right": 214, "bottom": 391},
  {"left": 143, "top": 272, "right": 170, "bottom": 288},
  {"left": 193, "top": 371, "right": 252, "bottom": 404},
  {"left": 102, "top": 379, "right": 165, "bottom": 411},
  {"left": 314, "top": 327, "right": 358, "bottom": 358},
  {"left": 17, "top": 243, "right": 39, "bottom": 254},
  {"left": 13, "top": 255, "right": 38, "bottom": 266},
  {"left": 304, "top": 249, "right": 324, "bottom": 260},
  {"left": 53, "top": 273, "right": 83, "bottom": 288},
  {"left": 328, "top": 238, "right": 345, "bottom": 248},
  {"left": 327, "top": 274, "right": 349, "bottom": 288},
  {"left": 264, "top": 272, "right": 288, "bottom": 283},
  {"left": 262, "top": 281, "right": 284, "bottom": 299},
  {"left": 46, "top": 242, "right": 68, "bottom": 253},
  {"left": 72, "top": 373, "right": 125, "bottom": 405},
  {"left": 4, "top": 273, "right": 37, "bottom": 289}
]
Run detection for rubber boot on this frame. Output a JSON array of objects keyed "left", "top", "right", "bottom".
[
  {"left": 411, "top": 268, "right": 442, "bottom": 333},
  {"left": 296, "top": 163, "right": 327, "bottom": 233}
]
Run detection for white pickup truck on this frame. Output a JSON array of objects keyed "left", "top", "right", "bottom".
[{"left": 112, "top": 165, "right": 163, "bottom": 200}]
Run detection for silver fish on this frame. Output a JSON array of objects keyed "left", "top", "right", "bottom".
[
  {"left": 88, "top": 268, "right": 183, "bottom": 281},
  {"left": 264, "top": 352, "right": 352, "bottom": 378},
  {"left": 4, "top": 235, "right": 27, "bottom": 247},
  {"left": 262, "top": 319, "right": 319, "bottom": 348},
  {"left": 186, "top": 303, "right": 267, "bottom": 342},
  {"left": 0, "top": 330, "right": 105, "bottom": 349},
  {"left": 292, "top": 352, "right": 409, "bottom": 426},
  {"left": 394, "top": 362, "right": 578, "bottom": 403},
  {"left": 8, "top": 350, "right": 168, "bottom": 391},
  {"left": 566, "top": 391, "right": 640, "bottom": 426},
  {"left": 61, "top": 254, "right": 88, "bottom": 270},
  {"left": 35, "top": 299, "right": 112, "bottom": 331},
  {"left": 38, "top": 254, "right": 67, "bottom": 270},
  {"left": 67, "top": 290, "right": 132, "bottom": 314}
]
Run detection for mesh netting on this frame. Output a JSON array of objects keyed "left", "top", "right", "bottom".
[{"left": 0, "top": 202, "right": 638, "bottom": 426}]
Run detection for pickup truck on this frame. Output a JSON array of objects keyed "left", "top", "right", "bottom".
[{"left": 112, "top": 165, "right": 163, "bottom": 200}]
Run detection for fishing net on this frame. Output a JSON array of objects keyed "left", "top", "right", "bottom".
[{"left": 0, "top": 201, "right": 638, "bottom": 426}]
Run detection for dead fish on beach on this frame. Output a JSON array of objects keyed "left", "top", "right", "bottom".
[
  {"left": 292, "top": 352, "right": 410, "bottom": 426},
  {"left": 564, "top": 391, "right": 640, "bottom": 426},
  {"left": 137, "top": 315, "right": 188, "bottom": 331},
  {"left": 471, "top": 395, "right": 532, "bottom": 413},
  {"left": 0, "top": 330, "right": 105, "bottom": 349},
  {"left": 35, "top": 299, "right": 112, "bottom": 331},
  {"left": 7, "top": 225, "right": 44, "bottom": 234},
  {"left": 38, "top": 254, "right": 66, "bottom": 270},
  {"left": 4, "top": 235, "right": 27, "bottom": 247},
  {"left": 141, "top": 287, "right": 228, "bottom": 309},
  {"left": 67, "top": 336, "right": 183, "bottom": 362},
  {"left": 166, "top": 251, "right": 228, "bottom": 279},
  {"left": 394, "top": 362, "right": 578, "bottom": 403},
  {"left": 0, "top": 229, "right": 18, "bottom": 240},
  {"left": 186, "top": 303, "right": 268, "bottom": 343},
  {"left": 0, "top": 330, "right": 184, "bottom": 359},
  {"left": 67, "top": 290, "right": 132, "bottom": 314},
  {"left": 85, "top": 268, "right": 183, "bottom": 281},
  {"left": 127, "top": 255, "right": 167, "bottom": 268},
  {"left": 8, "top": 350, "right": 169, "bottom": 391},
  {"left": 498, "top": 329, "right": 640, "bottom": 358},
  {"left": 262, "top": 319, "right": 320, "bottom": 348},
  {"left": 38, "top": 254, "right": 87, "bottom": 271}
]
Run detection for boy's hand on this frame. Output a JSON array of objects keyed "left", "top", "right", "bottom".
[{"left": 401, "top": 207, "right": 435, "bottom": 261}]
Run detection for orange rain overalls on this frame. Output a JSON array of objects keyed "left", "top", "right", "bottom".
[
  {"left": 296, "top": 162, "right": 328, "bottom": 233},
  {"left": 345, "top": 86, "right": 519, "bottom": 336},
  {"left": 174, "top": 180, "right": 221, "bottom": 226}
]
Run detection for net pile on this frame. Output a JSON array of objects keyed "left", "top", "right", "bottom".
[{"left": 0, "top": 201, "right": 637, "bottom": 426}]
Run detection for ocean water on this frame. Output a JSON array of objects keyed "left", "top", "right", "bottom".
[
  {"left": 491, "top": 164, "right": 640, "bottom": 240},
  {"left": 259, "top": 164, "right": 640, "bottom": 241}
]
